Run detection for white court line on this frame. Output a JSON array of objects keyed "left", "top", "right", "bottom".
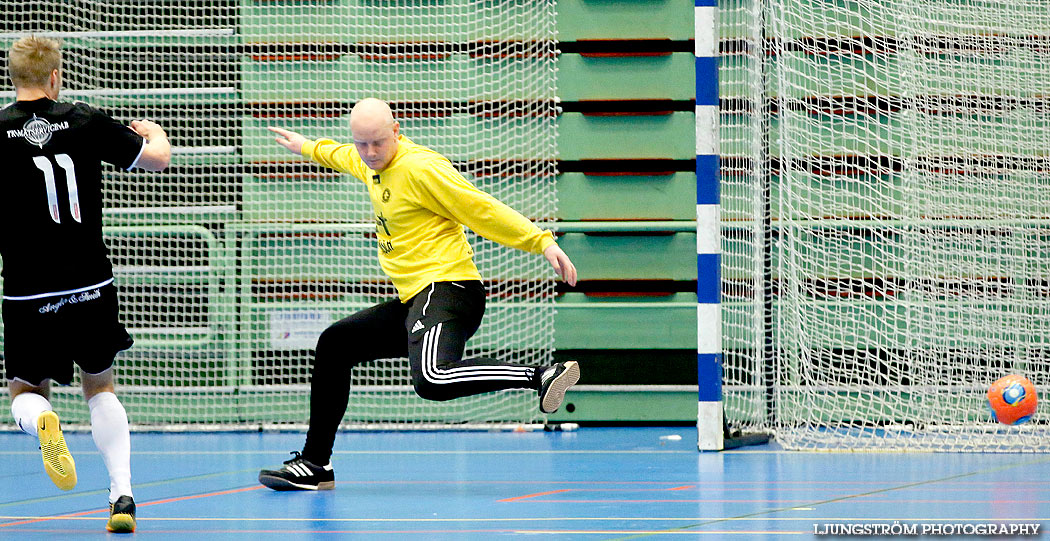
[
  {"left": 172, "top": 146, "right": 237, "bottom": 155},
  {"left": 68, "top": 87, "right": 236, "bottom": 97},
  {"left": 0, "top": 515, "right": 1043, "bottom": 522},
  {"left": 113, "top": 266, "right": 211, "bottom": 274},
  {"left": 0, "top": 449, "right": 695, "bottom": 455},
  {"left": 104, "top": 205, "right": 237, "bottom": 215},
  {"left": 0, "top": 87, "right": 235, "bottom": 98},
  {"left": 574, "top": 385, "right": 697, "bottom": 392},
  {"left": 0, "top": 29, "right": 235, "bottom": 39},
  {"left": 126, "top": 327, "right": 211, "bottom": 335}
]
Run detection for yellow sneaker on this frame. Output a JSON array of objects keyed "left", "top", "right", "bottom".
[
  {"left": 106, "top": 495, "right": 136, "bottom": 533},
  {"left": 37, "top": 411, "right": 77, "bottom": 491}
]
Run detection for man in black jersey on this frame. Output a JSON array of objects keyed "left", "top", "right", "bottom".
[{"left": 1, "top": 36, "right": 170, "bottom": 533}]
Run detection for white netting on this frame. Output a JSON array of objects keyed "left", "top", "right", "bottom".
[
  {"left": 0, "top": 1, "right": 557, "bottom": 429},
  {"left": 720, "top": 0, "right": 1050, "bottom": 450}
]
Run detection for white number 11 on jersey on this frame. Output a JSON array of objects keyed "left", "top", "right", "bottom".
[{"left": 33, "top": 153, "right": 80, "bottom": 224}]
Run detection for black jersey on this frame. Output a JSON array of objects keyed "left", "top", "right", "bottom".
[{"left": 0, "top": 98, "right": 144, "bottom": 298}]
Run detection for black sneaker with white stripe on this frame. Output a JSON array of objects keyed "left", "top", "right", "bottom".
[
  {"left": 538, "top": 361, "right": 581, "bottom": 414},
  {"left": 259, "top": 451, "right": 335, "bottom": 491}
]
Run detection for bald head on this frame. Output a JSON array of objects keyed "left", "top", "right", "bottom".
[
  {"left": 350, "top": 98, "right": 395, "bottom": 130},
  {"left": 350, "top": 98, "right": 400, "bottom": 170}
]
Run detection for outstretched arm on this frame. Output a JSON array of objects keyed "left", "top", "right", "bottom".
[
  {"left": 543, "top": 243, "right": 578, "bottom": 286},
  {"left": 268, "top": 127, "right": 368, "bottom": 181},
  {"left": 129, "top": 119, "right": 171, "bottom": 171},
  {"left": 269, "top": 126, "right": 307, "bottom": 155}
]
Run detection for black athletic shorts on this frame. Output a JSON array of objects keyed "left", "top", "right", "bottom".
[{"left": 2, "top": 283, "right": 133, "bottom": 386}]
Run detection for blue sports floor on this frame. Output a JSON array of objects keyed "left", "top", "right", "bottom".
[{"left": 0, "top": 427, "right": 1047, "bottom": 539}]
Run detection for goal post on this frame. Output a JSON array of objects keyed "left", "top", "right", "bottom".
[
  {"left": 695, "top": 0, "right": 724, "bottom": 450},
  {"left": 717, "top": 0, "right": 1050, "bottom": 451},
  {"left": 0, "top": 1, "right": 558, "bottom": 430},
  {"left": 698, "top": 0, "right": 773, "bottom": 451}
]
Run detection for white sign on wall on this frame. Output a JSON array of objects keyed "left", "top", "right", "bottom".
[{"left": 269, "top": 310, "right": 330, "bottom": 350}]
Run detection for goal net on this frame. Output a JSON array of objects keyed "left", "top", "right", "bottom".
[
  {"left": 0, "top": 1, "right": 557, "bottom": 430},
  {"left": 720, "top": 0, "right": 1050, "bottom": 450}
]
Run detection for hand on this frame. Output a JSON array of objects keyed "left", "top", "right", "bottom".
[
  {"left": 130, "top": 119, "right": 166, "bottom": 141},
  {"left": 543, "top": 243, "right": 577, "bottom": 286},
  {"left": 269, "top": 126, "right": 307, "bottom": 155}
]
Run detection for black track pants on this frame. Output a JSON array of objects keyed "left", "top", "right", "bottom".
[{"left": 302, "top": 281, "right": 539, "bottom": 464}]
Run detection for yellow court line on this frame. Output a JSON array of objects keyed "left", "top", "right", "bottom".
[{"left": 0, "top": 468, "right": 262, "bottom": 509}]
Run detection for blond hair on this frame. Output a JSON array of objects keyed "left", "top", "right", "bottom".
[{"left": 9, "top": 36, "right": 61, "bottom": 89}]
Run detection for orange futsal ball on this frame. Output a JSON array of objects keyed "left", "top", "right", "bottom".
[{"left": 986, "top": 374, "right": 1037, "bottom": 425}]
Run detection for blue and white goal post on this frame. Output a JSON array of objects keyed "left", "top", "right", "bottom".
[
  {"left": 695, "top": 0, "right": 772, "bottom": 452},
  {"left": 694, "top": 0, "right": 724, "bottom": 451}
]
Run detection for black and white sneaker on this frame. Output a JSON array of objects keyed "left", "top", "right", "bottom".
[
  {"left": 259, "top": 451, "right": 335, "bottom": 491},
  {"left": 538, "top": 361, "right": 581, "bottom": 414}
]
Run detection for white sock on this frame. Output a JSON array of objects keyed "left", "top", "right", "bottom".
[
  {"left": 88, "top": 392, "right": 133, "bottom": 503},
  {"left": 11, "top": 392, "right": 52, "bottom": 436}
]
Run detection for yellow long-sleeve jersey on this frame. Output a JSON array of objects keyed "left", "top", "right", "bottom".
[{"left": 302, "top": 134, "right": 556, "bottom": 302}]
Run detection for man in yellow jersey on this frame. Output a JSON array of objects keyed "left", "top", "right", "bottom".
[{"left": 258, "top": 98, "right": 580, "bottom": 491}]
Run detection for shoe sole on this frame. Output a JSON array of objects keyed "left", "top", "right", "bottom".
[
  {"left": 37, "top": 411, "right": 77, "bottom": 491},
  {"left": 258, "top": 473, "right": 335, "bottom": 491},
  {"left": 540, "top": 361, "right": 580, "bottom": 414},
  {"left": 106, "top": 514, "right": 136, "bottom": 533}
]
